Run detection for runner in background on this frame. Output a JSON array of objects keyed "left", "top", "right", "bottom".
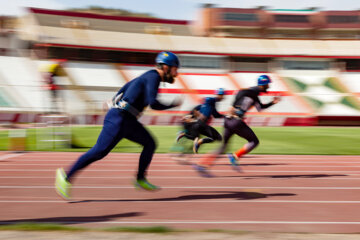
[{"left": 194, "top": 75, "right": 281, "bottom": 177}]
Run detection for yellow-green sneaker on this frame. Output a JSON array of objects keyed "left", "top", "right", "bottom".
[
  {"left": 55, "top": 168, "right": 72, "bottom": 200},
  {"left": 134, "top": 178, "right": 160, "bottom": 191}
]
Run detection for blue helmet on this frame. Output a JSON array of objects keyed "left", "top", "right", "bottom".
[
  {"left": 257, "top": 75, "right": 271, "bottom": 86},
  {"left": 215, "top": 88, "right": 225, "bottom": 95},
  {"left": 155, "top": 51, "right": 180, "bottom": 67}
]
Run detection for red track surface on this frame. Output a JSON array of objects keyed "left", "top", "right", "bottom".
[{"left": 1, "top": 152, "right": 360, "bottom": 233}]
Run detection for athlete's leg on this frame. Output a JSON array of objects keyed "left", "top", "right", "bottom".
[
  {"left": 172, "top": 121, "right": 197, "bottom": 163},
  {"left": 193, "top": 122, "right": 222, "bottom": 153},
  {"left": 124, "top": 121, "right": 160, "bottom": 190},
  {"left": 66, "top": 109, "right": 125, "bottom": 182},
  {"left": 197, "top": 117, "right": 234, "bottom": 166},
  {"left": 184, "top": 121, "right": 200, "bottom": 140},
  {"left": 56, "top": 109, "right": 125, "bottom": 199},
  {"left": 199, "top": 124, "right": 222, "bottom": 143},
  {"left": 231, "top": 121, "right": 259, "bottom": 159},
  {"left": 216, "top": 118, "right": 235, "bottom": 155},
  {"left": 124, "top": 121, "right": 157, "bottom": 180}
]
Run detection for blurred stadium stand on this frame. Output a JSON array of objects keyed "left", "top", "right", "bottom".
[{"left": 0, "top": 6, "right": 357, "bottom": 126}]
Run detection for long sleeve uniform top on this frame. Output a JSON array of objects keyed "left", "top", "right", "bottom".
[
  {"left": 115, "top": 70, "right": 175, "bottom": 114},
  {"left": 232, "top": 86, "right": 274, "bottom": 118},
  {"left": 193, "top": 97, "right": 224, "bottom": 123}
]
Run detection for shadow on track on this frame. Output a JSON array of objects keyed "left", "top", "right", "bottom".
[
  {"left": 225, "top": 174, "right": 348, "bottom": 179},
  {"left": 0, "top": 212, "right": 143, "bottom": 225},
  {"left": 72, "top": 191, "right": 296, "bottom": 203},
  {"left": 216, "top": 163, "right": 287, "bottom": 166}
]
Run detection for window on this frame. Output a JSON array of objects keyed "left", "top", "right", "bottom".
[
  {"left": 274, "top": 15, "right": 309, "bottom": 23},
  {"left": 60, "top": 19, "right": 89, "bottom": 29},
  {"left": 342, "top": 59, "right": 360, "bottom": 70},
  {"left": 179, "top": 55, "right": 224, "bottom": 69},
  {"left": 230, "top": 57, "right": 270, "bottom": 71},
  {"left": 283, "top": 61, "right": 330, "bottom": 70},
  {"left": 327, "top": 15, "right": 359, "bottom": 24},
  {"left": 46, "top": 47, "right": 157, "bottom": 64},
  {"left": 223, "top": 13, "right": 258, "bottom": 22},
  {"left": 144, "top": 25, "right": 172, "bottom": 34},
  {"left": 231, "top": 57, "right": 270, "bottom": 63}
]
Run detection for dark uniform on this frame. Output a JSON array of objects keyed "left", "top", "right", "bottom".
[
  {"left": 218, "top": 86, "right": 275, "bottom": 155},
  {"left": 183, "top": 97, "right": 223, "bottom": 143},
  {"left": 195, "top": 78, "right": 279, "bottom": 176},
  {"left": 66, "top": 70, "right": 178, "bottom": 182},
  {"left": 55, "top": 51, "right": 180, "bottom": 199},
  {"left": 177, "top": 96, "right": 224, "bottom": 154}
]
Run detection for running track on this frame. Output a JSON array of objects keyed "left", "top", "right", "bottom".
[{"left": 1, "top": 151, "right": 360, "bottom": 233}]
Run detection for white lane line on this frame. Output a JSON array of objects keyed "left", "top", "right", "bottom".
[
  {"left": 70, "top": 221, "right": 360, "bottom": 224},
  {"left": 15, "top": 154, "right": 360, "bottom": 159},
  {"left": 2, "top": 186, "right": 360, "bottom": 189},
  {"left": 4, "top": 163, "right": 360, "bottom": 168},
  {"left": 7, "top": 159, "right": 360, "bottom": 163},
  {"left": 2, "top": 169, "right": 360, "bottom": 173},
  {"left": 0, "top": 153, "right": 24, "bottom": 161},
  {"left": 2, "top": 200, "right": 360, "bottom": 203},
  {"left": 2, "top": 176, "right": 360, "bottom": 180},
  {"left": 1, "top": 220, "right": 360, "bottom": 225}
]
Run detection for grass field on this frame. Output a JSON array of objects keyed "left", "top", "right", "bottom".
[
  {"left": 3, "top": 126, "right": 360, "bottom": 155},
  {"left": 0, "top": 223, "right": 174, "bottom": 233}
]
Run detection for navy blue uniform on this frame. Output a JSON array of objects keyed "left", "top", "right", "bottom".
[
  {"left": 67, "top": 70, "right": 176, "bottom": 181},
  {"left": 198, "top": 97, "right": 224, "bottom": 122}
]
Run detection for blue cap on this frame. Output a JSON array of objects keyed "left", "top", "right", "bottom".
[
  {"left": 257, "top": 75, "right": 271, "bottom": 86},
  {"left": 215, "top": 88, "right": 225, "bottom": 95},
  {"left": 155, "top": 51, "right": 180, "bottom": 67}
]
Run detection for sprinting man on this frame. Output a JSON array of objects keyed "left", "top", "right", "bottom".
[
  {"left": 194, "top": 75, "right": 280, "bottom": 177},
  {"left": 55, "top": 51, "right": 181, "bottom": 200},
  {"left": 175, "top": 88, "right": 225, "bottom": 154}
]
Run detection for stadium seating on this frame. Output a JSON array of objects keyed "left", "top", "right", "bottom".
[
  {"left": 0, "top": 7, "right": 359, "bottom": 125},
  {"left": 0, "top": 57, "right": 358, "bottom": 122},
  {"left": 0, "top": 57, "right": 48, "bottom": 111},
  {"left": 279, "top": 70, "right": 360, "bottom": 116}
]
